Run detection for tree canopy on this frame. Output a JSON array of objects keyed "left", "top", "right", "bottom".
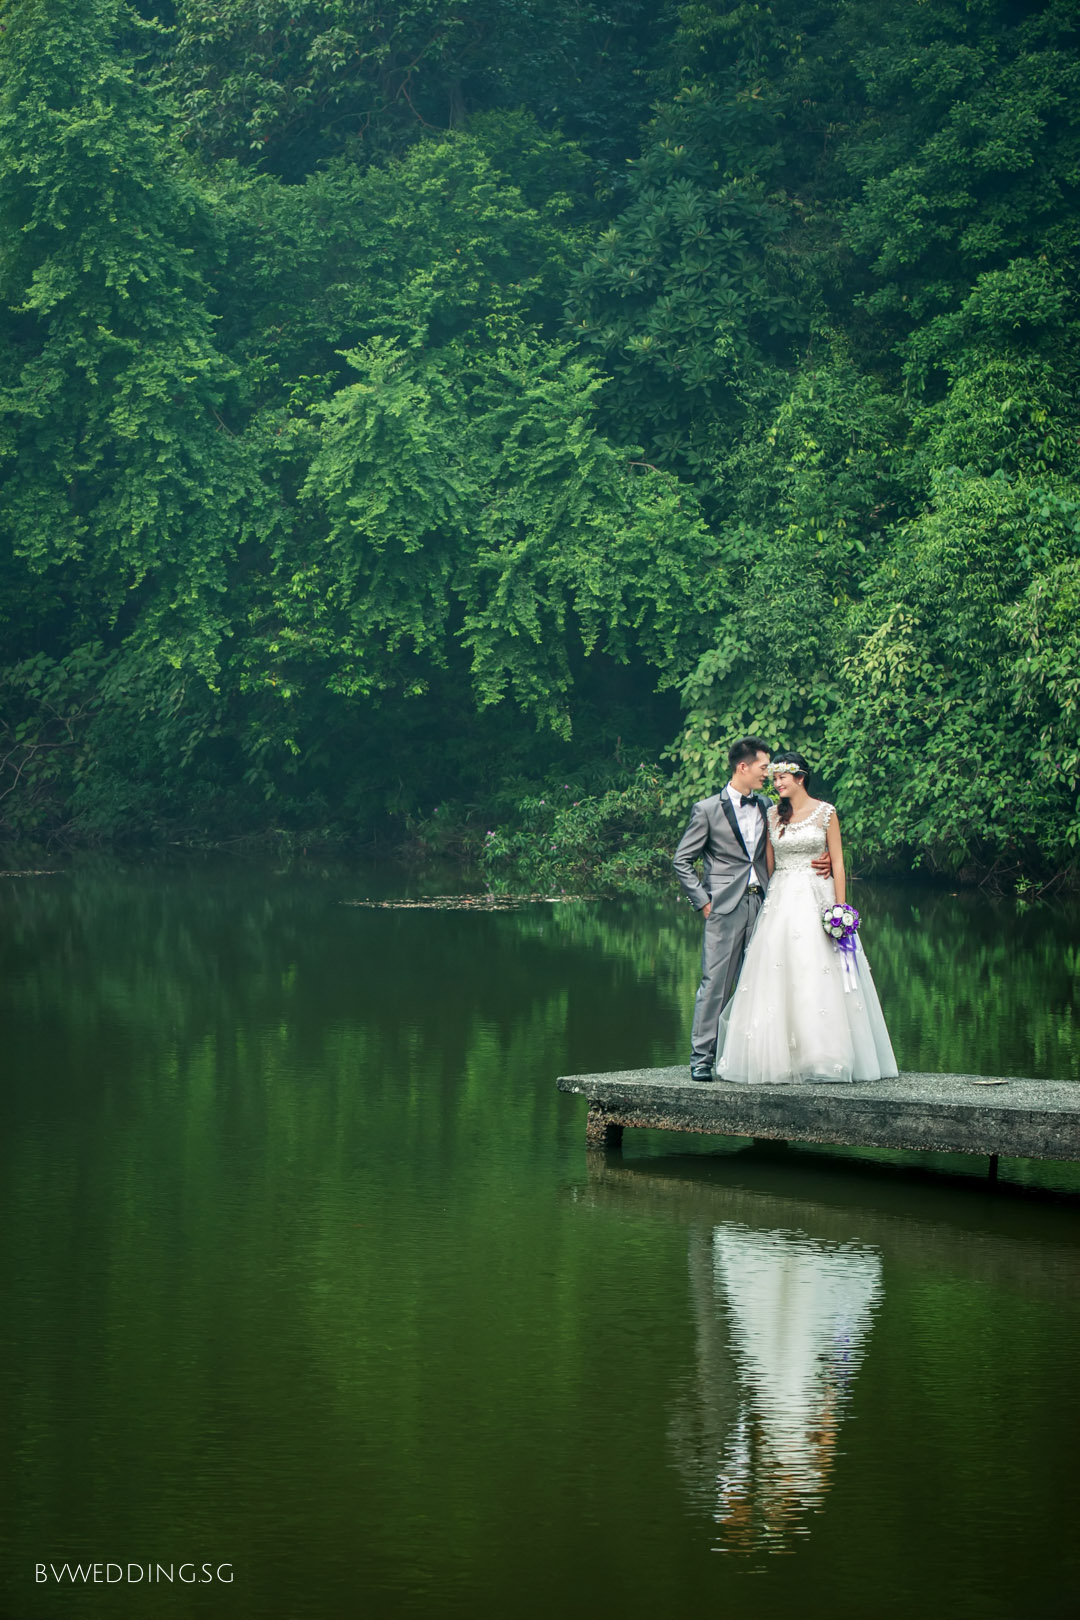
[{"left": 1, "top": 0, "right": 1078, "bottom": 881}]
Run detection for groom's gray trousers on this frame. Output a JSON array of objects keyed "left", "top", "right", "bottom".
[{"left": 690, "top": 888, "right": 763, "bottom": 1067}]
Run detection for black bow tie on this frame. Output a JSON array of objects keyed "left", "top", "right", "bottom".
[{"left": 738, "top": 793, "right": 756, "bottom": 808}]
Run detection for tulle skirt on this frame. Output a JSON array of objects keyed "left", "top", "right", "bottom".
[{"left": 715, "top": 870, "right": 898, "bottom": 1084}]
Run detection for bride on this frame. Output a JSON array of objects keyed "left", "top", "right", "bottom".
[{"left": 715, "top": 752, "right": 898, "bottom": 1085}]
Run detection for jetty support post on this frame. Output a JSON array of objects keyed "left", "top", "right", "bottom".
[
  {"left": 585, "top": 1104, "right": 624, "bottom": 1152},
  {"left": 988, "top": 1153, "right": 999, "bottom": 1183}
]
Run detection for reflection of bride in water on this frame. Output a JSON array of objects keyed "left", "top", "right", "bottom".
[{"left": 670, "top": 1222, "right": 882, "bottom": 1553}]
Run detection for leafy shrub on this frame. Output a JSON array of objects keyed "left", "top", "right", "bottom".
[{"left": 479, "top": 765, "right": 672, "bottom": 894}]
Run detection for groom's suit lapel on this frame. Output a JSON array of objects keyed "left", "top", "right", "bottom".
[
  {"left": 720, "top": 789, "right": 751, "bottom": 859},
  {"left": 720, "top": 790, "right": 768, "bottom": 860}
]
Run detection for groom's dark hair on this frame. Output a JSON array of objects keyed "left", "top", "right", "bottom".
[{"left": 728, "top": 736, "right": 771, "bottom": 773}]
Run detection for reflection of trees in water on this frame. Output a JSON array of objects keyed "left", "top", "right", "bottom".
[
  {"left": 854, "top": 885, "right": 1080, "bottom": 1078},
  {"left": 539, "top": 883, "right": 1080, "bottom": 1079},
  {"left": 6, "top": 876, "right": 678, "bottom": 1594},
  {"left": 0, "top": 872, "right": 687, "bottom": 1079},
  {"left": 504, "top": 896, "right": 694, "bottom": 993},
  {"left": 3, "top": 867, "right": 1077, "bottom": 1078},
  {"left": 671, "top": 1223, "right": 882, "bottom": 1555}
]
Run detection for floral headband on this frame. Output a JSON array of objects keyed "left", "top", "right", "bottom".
[{"left": 769, "top": 759, "right": 807, "bottom": 777}]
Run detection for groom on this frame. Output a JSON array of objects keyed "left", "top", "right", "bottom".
[{"left": 673, "top": 736, "right": 829, "bottom": 1081}]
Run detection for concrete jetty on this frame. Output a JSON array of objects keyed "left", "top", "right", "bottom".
[{"left": 556, "top": 1067, "right": 1080, "bottom": 1175}]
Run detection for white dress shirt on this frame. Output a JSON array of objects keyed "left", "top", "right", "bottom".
[{"left": 725, "top": 782, "right": 761, "bottom": 890}]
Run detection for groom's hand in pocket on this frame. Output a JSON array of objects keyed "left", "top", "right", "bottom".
[{"left": 701, "top": 902, "right": 711, "bottom": 918}]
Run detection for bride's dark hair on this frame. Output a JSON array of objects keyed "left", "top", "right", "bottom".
[{"left": 773, "top": 750, "right": 811, "bottom": 835}]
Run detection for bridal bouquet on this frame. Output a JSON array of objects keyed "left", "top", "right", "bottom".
[
  {"left": 822, "top": 902, "right": 859, "bottom": 943},
  {"left": 822, "top": 903, "right": 860, "bottom": 992}
]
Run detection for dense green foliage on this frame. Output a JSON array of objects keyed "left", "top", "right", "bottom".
[{"left": 1, "top": 0, "right": 1078, "bottom": 882}]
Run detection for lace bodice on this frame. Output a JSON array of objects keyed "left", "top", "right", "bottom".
[{"left": 769, "top": 801, "right": 834, "bottom": 873}]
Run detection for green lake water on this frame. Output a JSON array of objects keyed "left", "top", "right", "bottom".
[{"left": 2, "top": 862, "right": 1079, "bottom": 1619}]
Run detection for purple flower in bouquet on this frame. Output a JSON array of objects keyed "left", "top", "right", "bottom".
[
  {"left": 822, "top": 902, "right": 860, "bottom": 991},
  {"left": 822, "top": 902, "right": 859, "bottom": 950}
]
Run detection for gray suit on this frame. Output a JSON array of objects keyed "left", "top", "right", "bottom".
[{"left": 673, "top": 789, "right": 770, "bottom": 1067}]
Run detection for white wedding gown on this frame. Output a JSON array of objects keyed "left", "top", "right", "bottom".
[{"left": 715, "top": 803, "right": 898, "bottom": 1084}]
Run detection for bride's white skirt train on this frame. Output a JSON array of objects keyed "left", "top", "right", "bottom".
[{"left": 715, "top": 870, "right": 898, "bottom": 1085}]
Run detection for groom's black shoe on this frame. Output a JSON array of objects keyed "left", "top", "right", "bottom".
[{"left": 689, "top": 1063, "right": 715, "bottom": 1082}]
